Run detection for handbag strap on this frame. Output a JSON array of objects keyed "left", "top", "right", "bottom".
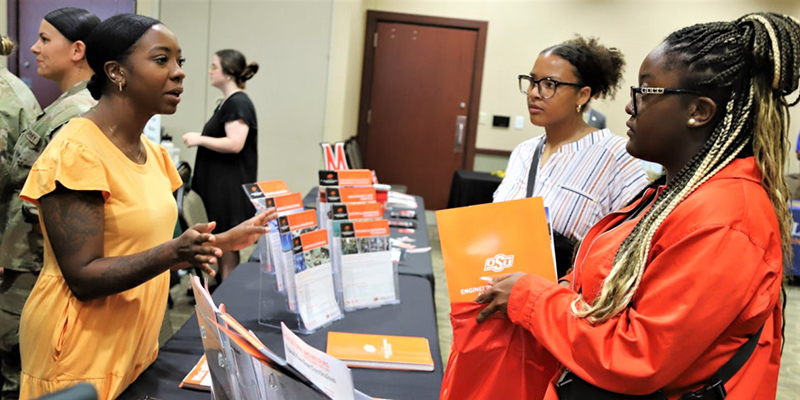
[
  {"left": 715, "top": 325, "right": 763, "bottom": 384},
  {"left": 679, "top": 325, "right": 763, "bottom": 399},
  {"left": 525, "top": 138, "right": 546, "bottom": 198}
]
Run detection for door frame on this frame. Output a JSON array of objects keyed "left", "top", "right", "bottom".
[{"left": 357, "top": 10, "right": 488, "bottom": 171}]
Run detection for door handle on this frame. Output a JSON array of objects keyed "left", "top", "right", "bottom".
[{"left": 454, "top": 115, "right": 467, "bottom": 153}]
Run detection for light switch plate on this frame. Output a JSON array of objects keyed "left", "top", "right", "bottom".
[{"left": 514, "top": 116, "right": 524, "bottom": 129}]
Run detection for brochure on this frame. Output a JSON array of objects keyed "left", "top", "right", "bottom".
[
  {"left": 319, "top": 169, "right": 373, "bottom": 187},
  {"left": 326, "top": 332, "right": 434, "bottom": 372},
  {"left": 337, "top": 220, "right": 397, "bottom": 310},
  {"left": 260, "top": 192, "right": 304, "bottom": 290},
  {"left": 277, "top": 209, "right": 318, "bottom": 312},
  {"left": 241, "top": 180, "right": 289, "bottom": 212},
  {"left": 318, "top": 186, "right": 377, "bottom": 231},
  {"left": 293, "top": 229, "right": 343, "bottom": 332},
  {"left": 435, "top": 197, "right": 557, "bottom": 303},
  {"left": 282, "top": 322, "right": 355, "bottom": 400},
  {"left": 179, "top": 354, "right": 211, "bottom": 391}
]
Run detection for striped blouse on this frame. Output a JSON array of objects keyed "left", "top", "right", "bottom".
[{"left": 493, "top": 129, "right": 650, "bottom": 241}]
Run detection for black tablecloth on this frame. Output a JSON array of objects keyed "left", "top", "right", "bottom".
[
  {"left": 120, "top": 262, "right": 443, "bottom": 400},
  {"left": 446, "top": 170, "right": 502, "bottom": 208}
]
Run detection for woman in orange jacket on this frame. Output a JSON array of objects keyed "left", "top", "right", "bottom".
[{"left": 476, "top": 12, "right": 799, "bottom": 400}]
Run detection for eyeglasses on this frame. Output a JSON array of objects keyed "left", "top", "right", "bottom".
[
  {"left": 629, "top": 86, "right": 703, "bottom": 116},
  {"left": 518, "top": 75, "right": 583, "bottom": 99}
]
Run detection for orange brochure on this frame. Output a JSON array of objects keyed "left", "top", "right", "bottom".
[
  {"left": 179, "top": 354, "right": 211, "bottom": 391},
  {"left": 341, "top": 219, "right": 390, "bottom": 238},
  {"left": 279, "top": 209, "right": 318, "bottom": 233},
  {"left": 330, "top": 202, "right": 384, "bottom": 221},
  {"left": 256, "top": 180, "right": 289, "bottom": 196},
  {"left": 326, "top": 332, "right": 434, "bottom": 372},
  {"left": 265, "top": 192, "right": 304, "bottom": 214},
  {"left": 320, "top": 186, "right": 377, "bottom": 203},
  {"left": 435, "top": 197, "right": 556, "bottom": 303},
  {"left": 319, "top": 170, "right": 373, "bottom": 186}
]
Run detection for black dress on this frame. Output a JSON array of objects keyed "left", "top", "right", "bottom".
[{"left": 192, "top": 92, "right": 258, "bottom": 232}]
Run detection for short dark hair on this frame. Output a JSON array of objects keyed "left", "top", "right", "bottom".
[
  {"left": 542, "top": 35, "right": 625, "bottom": 101},
  {"left": 84, "top": 14, "right": 161, "bottom": 100},
  {"left": 216, "top": 49, "right": 259, "bottom": 89},
  {"left": 43, "top": 7, "right": 100, "bottom": 44}
]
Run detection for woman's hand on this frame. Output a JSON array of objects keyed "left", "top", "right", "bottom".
[
  {"left": 182, "top": 132, "right": 202, "bottom": 147},
  {"left": 215, "top": 209, "right": 277, "bottom": 252},
  {"left": 474, "top": 272, "right": 526, "bottom": 323},
  {"left": 171, "top": 221, "right": 222, "bottom": 276}
]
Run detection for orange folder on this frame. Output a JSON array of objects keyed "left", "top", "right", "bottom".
[
  {"left": 435, "top": 197, "right": 556, "bottom": 303},
  {"left": 326, "top": 332, "right": 434, "bottom": 372}
]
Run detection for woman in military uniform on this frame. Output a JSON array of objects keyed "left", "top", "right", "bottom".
[
  {"left": 0, "top": 8, "right": 98, "bottom": 400},
  {"left": 0, "top": 33, "right": 40, "bottom": 400}
]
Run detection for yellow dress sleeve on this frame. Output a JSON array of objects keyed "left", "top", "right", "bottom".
[
  {"left": 20, "top": 139, "right": 111, "bottom": 205},
  {"left": 157, "top": 145, "right": 183, "bottom": 192}
]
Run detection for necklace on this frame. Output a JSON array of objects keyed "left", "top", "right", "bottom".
[
  {"left": 108, "top": 124, "right": 144, "bottom": 164},
  {"left": 85, "top": 108, "right": 145, "bottom": 164}
]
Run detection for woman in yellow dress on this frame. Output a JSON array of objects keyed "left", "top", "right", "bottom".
[{"left": 18, "top": 14, "right": 275, "bottom": 399}]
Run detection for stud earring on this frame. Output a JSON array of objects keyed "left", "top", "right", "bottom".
[{"left": 688, "top": 118, "right": 697, "bottom": 126}]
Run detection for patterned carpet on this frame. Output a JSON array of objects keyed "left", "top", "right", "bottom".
[{"left": 165, "top": 214, "right": 800, "bottom": 398}]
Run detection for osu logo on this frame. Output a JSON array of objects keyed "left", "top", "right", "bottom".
[
  {"left": 327, "top": 173, "right": 334, "bottom": 179},
  {"left": 250, "top": 186, "right": 257, "bottom": 192},
  {"left": 337, "top": 207, "right": 344, "bottom": 213},
  {"left": 483, "top": 253, "right": 515, "bottom": 273},
  {"left": 344, "top": 225, "right": 351, "bottom": 231}
]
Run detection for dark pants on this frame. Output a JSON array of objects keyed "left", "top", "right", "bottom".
[{"left": 0, "top": 270, "right": 38, "bottom": 400}]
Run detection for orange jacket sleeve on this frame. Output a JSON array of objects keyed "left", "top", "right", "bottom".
[{"left": 506, "top": 224, "right": 781, "bottom": 395}]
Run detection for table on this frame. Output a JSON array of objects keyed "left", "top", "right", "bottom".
[
  {"left": 446, "top": 170, "right": 502, "bottom": 208},
  {"left": 119, "top": 262, "right": 443, "bottom": 400}
]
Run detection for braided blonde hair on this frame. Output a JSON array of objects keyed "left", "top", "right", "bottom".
[{"left": 572, "top": 12, "right": 800, "bottom": 324}]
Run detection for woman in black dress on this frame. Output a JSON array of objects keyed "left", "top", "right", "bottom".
[{"left": 183, "top": 49, "right": 258, "bottom": 280}]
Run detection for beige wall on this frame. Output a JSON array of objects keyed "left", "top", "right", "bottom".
[
  {"left": 0, "top": 0, "right": 6, "bottom": 66},
  {"left": 325, "top": 0, "right": 800, "bottom": 172},
  {"left": 160, "top": 0, "right": 334, "bottom": 192}
]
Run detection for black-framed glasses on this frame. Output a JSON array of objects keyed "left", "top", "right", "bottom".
[
  {"left": 518, "top": 75, "right": 583, "bottom": 99},
  {"left": 629, "top": 86, "right": 703, "bottom": 116}
]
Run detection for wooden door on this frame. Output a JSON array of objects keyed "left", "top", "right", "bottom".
[
  {"left": 10, "top": 0, "right": 135, "bottom": 107},
  {"left": 358, "top": 12, "right": 487, "bottom": 210}
]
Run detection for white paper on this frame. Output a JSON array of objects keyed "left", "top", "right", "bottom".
[
  {"left": 281, "top": 250, "right": 298, "bottom": 311},
  {"left": 295, "top": 262, "right": 342, "bottom": 331},
  {"left": 267, "top": 227, "right": 285, "bottom": 291},
  {"left": 281, "top": 322, "right": 355, "bottom": 400},
  {"left": 341, "top": 251, "right": 396, "bottom": 309}
]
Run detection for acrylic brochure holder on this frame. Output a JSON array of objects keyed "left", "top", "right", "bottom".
[
  {"left": 259, "top": 225, "right": 344, "bottom": 335},
  {"left": 332, "top": 219, "right": 399, "bottom": 311}
]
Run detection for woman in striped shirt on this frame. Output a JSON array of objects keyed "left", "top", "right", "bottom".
[{"left": 494, "top": 36, "right": 650, "bottom": 276}]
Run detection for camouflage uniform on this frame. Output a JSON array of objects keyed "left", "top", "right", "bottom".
[
  {"left": 0, "top": 66, "right": 39, "bottom": 400},
  {"left": 0, "top": 67, "right": 41, "bottom": 236},
  {"left": 0, "top": 79, "right": 93, "bottom": 400}
]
